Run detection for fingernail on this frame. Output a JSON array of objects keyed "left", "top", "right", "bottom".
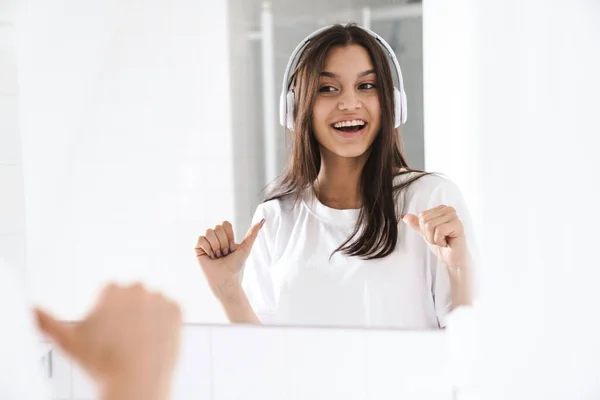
[
  {"left": 400, "top": 214, "right": 406, "bottom": 219},
  {"left": 260, "top": 218, "right": 266, "bottom": 226},
  {"left": 209, "top": 251, "right": 215, "bottom": 259},
  {"left": 229, "top": 241, "right": 236, "bottom": 252},
  {"left": 216, "top": 249, "right": 222, "bottom": 258},
  {"left": 222, "top": 248, "right": 229, "bottom": 256}
]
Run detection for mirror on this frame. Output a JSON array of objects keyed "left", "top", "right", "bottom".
[
  {"left": 7, "top": 1, "right": 600, "bottom": 398},
  {"left": 14, "top": 0, "right": 477, "bottom": 330}
]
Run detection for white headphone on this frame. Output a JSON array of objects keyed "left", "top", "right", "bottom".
[{"left": 279, "top": 25, "right": 408, "bottom": 131}]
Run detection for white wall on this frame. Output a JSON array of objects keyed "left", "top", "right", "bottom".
[
  {"left": 228, "top": 0, "right": 267, "bottom": 236},
  {"left": 15, "top": 0, "right": 235, "bottom": 323},
  {"left": 424, "top": 0, "right": 600, "bottom": 398},
  {"left": 422, "top": 0, "right": 481, "bottom": 242},
  {"left": 0, "top": 0, "right": 27, "bottom": 284}
]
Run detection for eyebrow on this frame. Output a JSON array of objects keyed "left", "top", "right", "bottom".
[{"left": 320, "top": 69, "right": 376, "bottom": 79}]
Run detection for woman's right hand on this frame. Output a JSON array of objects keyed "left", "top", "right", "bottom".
[{"left": 194, "top": 219, "right": 265, "bottom": 303}]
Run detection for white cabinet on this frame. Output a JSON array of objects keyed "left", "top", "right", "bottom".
[
  {"left": 365, "top": 330, "right": 452, "bottom": 399},
  {"left": 71, "top": 365, "right": 95, "bottom": 400},
  {"left": 64, "top": 324, "right": 212, "bottom": 400},
  {"left": 41, "top": 344, "right": 73, "bottom": 400},
  {"left": 170, "top": 325, "right": 212, "bottom": 400},
  {"left": 211, "top": 325, "right": 287, "bottom": 400},
  {"left": 40, "top": 324, "right": 453, "bottom": 400},
  {"left": 284, "top": 328, "right": 367, "bottom": 400}
]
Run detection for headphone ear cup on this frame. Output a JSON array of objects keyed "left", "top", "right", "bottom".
[
  {"left": 400, "top": 89, "right": 407, "bottom": 125},
  {"left": 279, "top": 91, "right": 287, "bottom": 127},
  {"left": 286, "top": 90, "right": 295, "bottom": 131},
  {"left": 393, "top": 87, "right": 403, "bottom": 128}
]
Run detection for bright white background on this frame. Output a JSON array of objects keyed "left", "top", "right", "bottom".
[
  {"left": 2, "top": 0, "right": 600, "bottom": 399},
  {"left": 424, "top": 0, "right": 600, "bottom": 398}
]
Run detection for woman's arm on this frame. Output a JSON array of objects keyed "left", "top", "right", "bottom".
[
  {"left": 218, "top": 281, "right": 262, "bottom": 324},
  {"left": 403, "top": 209, "right": 475, "bottom": 311},
  {"left": 447, "top": 258, "right": 474, "bottom": 309},
  {"left": 401, "top": 177, "right": 479, "bottom": 322},
  {"left": 196, "top": 217, "right": 272, "bottom": 325}
]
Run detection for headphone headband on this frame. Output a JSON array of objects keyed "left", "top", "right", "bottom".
[{"left": 279, "top": 24, "right": 407, "bottom": 130}]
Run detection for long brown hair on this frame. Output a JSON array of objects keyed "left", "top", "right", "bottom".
[{"left": 266, "top": 23, "right": 428, "bottom": 260}]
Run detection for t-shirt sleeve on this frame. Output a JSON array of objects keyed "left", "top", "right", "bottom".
[
  {"left": 241, "top": 204, "right": 278, "bottom": 324},
  {"left": 425, "top": 179, "right": 479, "bottom": 328}
]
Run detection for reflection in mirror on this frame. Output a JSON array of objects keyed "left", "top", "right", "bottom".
[
  {"left": 197, "top": 2, "right": 477, "bottom": 329},
  {"left": 16, "top": 0, "right": 476, "bottom": 330}
]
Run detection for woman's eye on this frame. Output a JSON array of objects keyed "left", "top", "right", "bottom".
[
  {"left": 359, "top": 83, "right": 376, "bottom": 90},
  {"left": 319, "top": 85, "right": 337, "bottom": 93}
]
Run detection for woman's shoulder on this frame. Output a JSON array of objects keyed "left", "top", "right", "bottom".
[
  {"left": 394, "top": 171, "right": 465, "bottom": 211},
  {"left": 254, "top": 192, "right": 300, "bottom": 220},
  {"left": 395, "top": 170, "right": 456, "bottom": 190}
]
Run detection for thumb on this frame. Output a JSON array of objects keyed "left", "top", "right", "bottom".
[
  {"left": 237, "top": 218, "right": 266, "bottom": 256},
  {"left": 35, "top": 308, "right": 80, "bottom": 359},
  {"left": 401, "top": 214, "right": 421, "bottom": 234}
]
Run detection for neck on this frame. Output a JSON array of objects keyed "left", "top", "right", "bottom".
[{"left": 314, "top": 147, "right": 368, "bottom": 210}]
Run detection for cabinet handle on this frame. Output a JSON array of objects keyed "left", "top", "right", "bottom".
[
  {"left": 48, "top": 348, "right": 53, "bottom": 378},
  {"left": 41, "top": 347, "right": 53, "bottom": 378}
]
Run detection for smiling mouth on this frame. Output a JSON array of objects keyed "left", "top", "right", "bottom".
[{"left": 330, "top": 122, "right": 368, "bottom": 133}]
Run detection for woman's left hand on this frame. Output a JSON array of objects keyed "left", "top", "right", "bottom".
[{"left": 402, "top": 205, "right": 470, "bottom": 271}]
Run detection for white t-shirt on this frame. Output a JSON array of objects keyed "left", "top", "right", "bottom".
[
  {"left": 0, "top": 258, "right": 51, "bottom": 400},
  {"left": 242, "top": 173, "right": 477, "bottom": 329}
]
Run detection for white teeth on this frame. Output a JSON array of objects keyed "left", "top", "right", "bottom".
[{"left": 333, "top": 119, "right": 366, "bottom": 128}]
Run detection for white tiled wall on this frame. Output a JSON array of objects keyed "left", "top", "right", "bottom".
[
  {"left": 0, "top": 21, "right": 17, "bottom": 96},
  {"left": 0, "top": 165, "right": 25, "bottom": 234},
  {"left": 0, "top": 0, "right": 14, "bottom": 28},
  {"left": 0, "top": 95, "right": 20, "bottom": 163},
  {"left": 45, "top": 325, "right": 454, "bottom": 400},
  {"left": 0, "top": 1, "right": 26, "bottom": 283},
  {"left": 17, "top": 0, "right": 235, "bottom": 325}
]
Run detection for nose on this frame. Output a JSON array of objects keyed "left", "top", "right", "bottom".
[{"left": 337, "top": 89, "right": 362, "bottom": 111}]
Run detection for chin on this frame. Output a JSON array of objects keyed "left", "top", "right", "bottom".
[
  {"left": 330, "top": 135, "right": 376, "bottom": 159},
  {"left": 328, "top": 144, "right": 371, "bottom": 159},
  {"left": 315, "top": 126, "right": 377, "bottom": 159}
]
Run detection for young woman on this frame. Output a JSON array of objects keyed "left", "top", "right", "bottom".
[{"left": 195, "top": 24, "right": 476, "bottom": 329}]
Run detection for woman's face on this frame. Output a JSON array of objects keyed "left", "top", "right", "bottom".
[{"left": 311, "top": 44, "right": 382, "bottom": 159}]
